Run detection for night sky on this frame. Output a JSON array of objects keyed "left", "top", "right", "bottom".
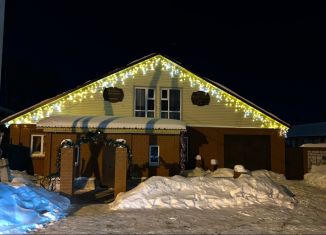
[{"left": 1, "top": 1, "right": 326, "bottom": 126}]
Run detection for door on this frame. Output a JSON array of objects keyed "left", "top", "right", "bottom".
[{"left": 224, "top": 135, "right": 271, "bottom": 171}]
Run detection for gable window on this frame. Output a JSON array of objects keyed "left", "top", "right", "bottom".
[
  {"left": 30, "top": 135, "right": 44, "bottom": 156},
  {"left": 149, "top": 145, "right": 159, "bottom": 166},
  {"left": 161, "top": 88, "right": 181, "bottom": 120},
  {"left": 135, "top": 88, "right": 155, "bottom": 118}
]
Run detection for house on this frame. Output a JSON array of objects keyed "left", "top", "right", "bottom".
[
  {"left": 286, "top": 122, "right": 326, "bottom": 147},
  {"left": 0, "top": 54, "right": 289, "bottom": 186},
  {"left": 285, "top": 122, "right": 326, "bottom": 179}
]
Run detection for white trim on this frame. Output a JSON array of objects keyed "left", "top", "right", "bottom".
[
  {"left": 160, "top": 88, "right": 181, "bottom": 120},
  {"left": 30, "top": 134, "right": 45, "bottom": 157},
  {"left": 134, "top": 87, "right": 155, "bottom": 118},
  {"left": 149, "top": 145, "right": 160, "bottom": 167}
]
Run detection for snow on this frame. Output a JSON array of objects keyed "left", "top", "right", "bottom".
[
  {"left": 234, "top": 164, "right": 248, "bottom": 173},
  {"left": 0, "top": 170, "right": 70, "bottom": 234},
  {"left": 300, "top": 143, "right": 326, "bottom": 148},
  {"left": 36, "top": 115, "right": 187, "bottom": 131},
  {"left": 304, "top": 165, "right": 326, "bottom": 189},
  {"left": 1, "top": 166, "right": 325, "bottom": 234},
  {"left": 109, "top": 171, "right": 297, "bottom": 210},
  {"left": 34, "top": 169, "right": 326, "bottom": 234},
  {"left": 0, "top": 183, "right": 70, "bottom": 234}
]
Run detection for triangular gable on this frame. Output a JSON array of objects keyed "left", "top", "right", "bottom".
[{"left": 1, "top": 53, "right": 289, "bottom": 135}]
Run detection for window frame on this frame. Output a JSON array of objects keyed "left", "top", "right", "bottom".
[
  {"left": 160, "top": 88, "right": 181, "bottom": 120},
  {"left": 30, "top": 134, "right": 45, "bottom": 157},
  {"left": 149, "top": 145, "right": 160, "bottom": 167},
  {"left": 134, "top": 87, "right": 156, "bottom": 118}
]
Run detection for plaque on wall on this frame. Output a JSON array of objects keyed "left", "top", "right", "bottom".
[
  {"left": 191, "top": 91, "right": 210, "bottom": 106},
  {"left": 103, "top": 87, "right": 124, "bottom": 103}
]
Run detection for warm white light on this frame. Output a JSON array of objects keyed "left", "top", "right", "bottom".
[{"left": 5, "top": 55, "right": 289, "bottom": 135}]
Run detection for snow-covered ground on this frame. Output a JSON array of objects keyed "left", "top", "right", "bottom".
[
  {"left": 304, "top": 165, "right": 326, "bottom": 189},
  {"left": 31, "top": 166, "right": 326, "bottom": 234},
  {"left": 0, "top": 171, "right": 70, "bottom": 234}
]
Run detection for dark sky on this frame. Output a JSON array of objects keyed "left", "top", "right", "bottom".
[{"left": 1, "top": 1, "right": 326, "bottom": 125}]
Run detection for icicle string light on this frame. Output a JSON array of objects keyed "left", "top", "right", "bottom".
[{"left": 5, "top": 55, "right": 288, "bottom": 135}]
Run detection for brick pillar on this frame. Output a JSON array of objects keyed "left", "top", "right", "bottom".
[
  {"left": 60, "top": 147, "right": 75, "bottom": 196},
  {"left": 0, "top": 158, "right": 10, "bottom": 182},
  {"left": 114, "top": 147, "right": 128, "bottom": 198}
]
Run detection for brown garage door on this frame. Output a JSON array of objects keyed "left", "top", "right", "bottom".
[{"left": 224, "top": 135, "right": 271, "bottom": 171}]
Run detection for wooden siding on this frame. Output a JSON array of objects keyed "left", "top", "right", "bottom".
[
  {"left": 9, "top": 128, "right": 182, "bottom": 180},
  {"left": 50, "top": 68, "right": 264, "bottom": 128},
  {"left": 187, "top": 127, "right": 285, "bottom": 174}
]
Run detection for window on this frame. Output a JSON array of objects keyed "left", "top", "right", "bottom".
[
  {"left": 30, "top": 135, "right": 44, "bottom": 156},
  {"left": 135, "top": 88, "right": 155, "bottom": 118},
  {"left": 149, "top": 145, "right": 159, "bottom": 166},
  {"left": 161, "top": 88, "right": 181, "bottom": 120}
]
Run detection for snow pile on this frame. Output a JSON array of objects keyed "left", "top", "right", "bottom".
[
  {"left": 183, "top": 167, "right": 234, "bottom": 178},
  {"left": 251, "top": 169, "right": 286, "bottom": 182},
  {"left": 110, "top": 173, "right": 296, "bottom": 210},
  {"left": 208, "top": 168, "right": 234, "bottom": 178},
  {"left": 304, "top": 165, "right": 326, "bottom": 189},
  {"left": 183, "top": 167, "right": 209, "bottom": 177},
  {"left": 0, "top": 183, "right": 70, "bottom": 234},
  {"left": 10, "top": 170, "right": 37, "bottom": 186},
  {"left": 234, "top": 165, "right": 248, "bottom": 173}
]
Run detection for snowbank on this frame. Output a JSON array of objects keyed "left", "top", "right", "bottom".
[
  {"left": 110, "top": 172, "right": 296, "bottom": 210},
  {"left": 0, "top": 183, "right": 70, "bottom": 234},
  {"left": 304, "top": 165, "right": 326, "bottom": 189},
  {"left": 183, "top": 167, "right": 234, "bottom": 178}
]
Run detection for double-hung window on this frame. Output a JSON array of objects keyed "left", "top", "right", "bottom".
[
  {"left": 134, "top": 88, "right": 155, "bottom": 118},
  {"left": 161, "top": 88, "right": 181, "bottom": 120}
]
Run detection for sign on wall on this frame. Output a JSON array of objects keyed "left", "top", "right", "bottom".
[{"left": 103, "top": 87, "right": 124, "bottom": 103}]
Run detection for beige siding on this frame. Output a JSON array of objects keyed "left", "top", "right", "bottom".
[{"left": 52, "top": 67, "right": 262, "bottom": 128}]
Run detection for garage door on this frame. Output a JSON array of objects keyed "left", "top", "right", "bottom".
[{"left": 224, "top": 135, "right": 271, "bottom": 171}]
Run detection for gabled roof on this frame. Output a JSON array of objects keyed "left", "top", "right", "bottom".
[
  {"left": 0, "top": 53, "right": 289, "bottom": 135},
  {"left": 287, "top": 122, "right": 326, "bottom": 137}
]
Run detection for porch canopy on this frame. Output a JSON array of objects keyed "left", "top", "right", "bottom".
[{"left": 36, "top": 115, "right": 187, "bottom": 134}]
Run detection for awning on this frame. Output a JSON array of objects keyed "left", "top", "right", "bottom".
[{"left": 36, "top": 115, "right": 187, "bottom": 134}]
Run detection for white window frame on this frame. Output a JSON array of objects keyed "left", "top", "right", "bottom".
[
  {"left": 149, "top": 145, "right": 160, "bottom": 167},
  {"left": 134, "top": 87, "right": 155, "bottom": 118},
  {"left": 30, "top": 134, "right": 45, "bottom": 157},
  {"left": 160, "top": 88, "right": 181, "bottom": 120}
]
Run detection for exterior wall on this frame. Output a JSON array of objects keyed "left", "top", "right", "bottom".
[
  {"left": 9, "top": 124, "right": 47, "bottom": 175},
  {"left": 50, "top": 67, "right": 263, "bottom": 128},
  {"left": 10, "top": 126, "right": 181, "bottom": 181},
  {"left": 303, "top": 147, "right": 326, "bottom": 172},
  {"left": 187, "top": 127, "right": 285, "bottom": 174}
]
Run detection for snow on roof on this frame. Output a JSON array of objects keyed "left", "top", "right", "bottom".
[
  {"left": 287, "top": 122, "right": 326, "bottom": 137},
  {"left": 36, "top": 115, "right": 187, "bottom": 130},
  {"left": 300, "top": 143, "right": 326, "bottom": 148}
]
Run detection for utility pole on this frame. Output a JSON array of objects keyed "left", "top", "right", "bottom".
[{"left": 0, "top": 0, "right": 5, "bottom": 98}]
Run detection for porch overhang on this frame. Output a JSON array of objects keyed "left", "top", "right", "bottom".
[{"left": 36, "top": 115, "right": 187, "bottom": 134}]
